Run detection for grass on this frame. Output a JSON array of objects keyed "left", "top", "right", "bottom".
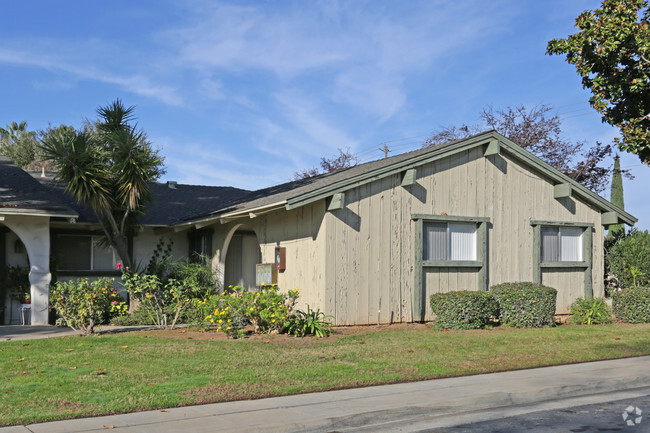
[{"left": 1, "top": 323, "right": 650, "bottom": 426}]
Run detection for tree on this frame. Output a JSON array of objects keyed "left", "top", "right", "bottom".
[
  {"left": 0, "top": 120, "right": 38, "bottom": 167},
  {"left": 426, "top": 104, "right": 616, "bottom": 193},
  {"left": 39, "top": 100, "right": 164, "bottom": 268},
  {"left": 293, "top": 148, "right": 358, "bottom": 180},
  {"left": 547, "top": 0, "right": 650, "bottom": 164},
  {"left": 609, "top": 154, "right": 626, "bottom": 236}
]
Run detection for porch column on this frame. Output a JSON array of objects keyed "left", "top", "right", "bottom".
[{"left": 4, "top": 215, "right": 51, "bottom": 325}]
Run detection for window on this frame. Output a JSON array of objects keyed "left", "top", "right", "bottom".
[
  {"left": 423, "top": 222, "right": 477, "bottom": 261},
  {"left": 541, "top": 226, "right": 583, "bottom": 262},
  {"left": 56, "top": 235, "right": 119, "bottom": 271},
  {"left": 188, "top": 230, "right": 212, "bottom": 264}
]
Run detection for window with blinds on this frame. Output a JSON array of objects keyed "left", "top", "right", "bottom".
[
  {"left": 423, "top": 222, "right": 477, "bottom": 261},
  {"left": 541, "top": 226, "right": 583, "bottom": 262}
]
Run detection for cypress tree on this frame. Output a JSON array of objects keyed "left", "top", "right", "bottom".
[{"left": 608, "top": 154, "right": 625, "bottom": 237}]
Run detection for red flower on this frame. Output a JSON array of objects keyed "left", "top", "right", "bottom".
[{"left": 116, "top": 263, "right": 122, "bottom": 270}]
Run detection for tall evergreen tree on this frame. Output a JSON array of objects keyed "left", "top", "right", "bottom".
[{"left": 609, "top": 154, "right": 625, "bottom": 236}]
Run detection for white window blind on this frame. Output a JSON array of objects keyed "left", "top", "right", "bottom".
[
  {"left": 560, "top": 227, "right": 583, "bottom": 261},
  {"left": 449, "top": 223, "right": 477, "bottom": 261},
  {"left": 423, "top": 221, "right": 477, "bottom": 261},
  {"left": 424, "top": 223, "right": 447, "bottom": 261},
  {"left": 541, "top": 226, "right": 583, "bottom": 262}
]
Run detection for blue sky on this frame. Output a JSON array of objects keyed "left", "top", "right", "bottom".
[{"left": 1, "top": 0, "right": 648, "bottom": 230}]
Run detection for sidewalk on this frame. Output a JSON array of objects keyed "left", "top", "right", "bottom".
[
  {"left": 0, "top": 325, "right": 162, "bottom": 341},
  {"left": 3, "top": 355, "right": 649, "bottom": 433}
]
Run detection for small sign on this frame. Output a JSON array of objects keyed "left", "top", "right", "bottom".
[{"left": 256, "top": 263, "right": 277, "bottom": 286}]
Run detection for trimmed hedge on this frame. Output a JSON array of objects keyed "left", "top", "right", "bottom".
[
  {"left": 430, "top": 290, "right": 499, "bottom": 330},
  {"left": 490, "top": 282, "right": 557, "bottom": 328},
  {"left": 569, "top": 298, "right": 612, "bottom": 325},
  {"left": 612, "top": 287, "right": 650, "bottom": 323}
]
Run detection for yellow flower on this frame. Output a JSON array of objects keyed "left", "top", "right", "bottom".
[
  {"left": 227, "top": 327, "right": 231, "bottom": 330},
  {"left": 210, "top": 319, "right": 214, "bottom": 323}
]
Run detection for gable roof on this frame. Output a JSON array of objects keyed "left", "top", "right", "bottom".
[
  {"left": 0, "top": 156, "right": 78, "bottom": 218},
  {"left": 178, "top": 130, "right": 636, "bottom": 227}
]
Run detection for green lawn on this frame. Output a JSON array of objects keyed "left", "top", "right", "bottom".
[{"left": 2, "top": 323, "right": 649, "bottom": 426}]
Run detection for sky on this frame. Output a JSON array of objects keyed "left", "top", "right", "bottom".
[{"left": 1, "top": 0, "right": 648, "bottom": 230}]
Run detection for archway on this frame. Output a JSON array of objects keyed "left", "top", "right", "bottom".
[
  {"left": 2, "top": 215, "right": 51, "bottom": 325},
  {"left": 221, "top": 224, "right": 261, "bottom": 290}
]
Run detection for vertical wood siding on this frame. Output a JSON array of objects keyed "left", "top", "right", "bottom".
[{"left": 320, "top": 147, "right": 604, "bottom": 324}]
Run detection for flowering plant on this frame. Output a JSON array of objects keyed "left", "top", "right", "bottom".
[{"left": 49, "top": 278, "right": 127, "bottom": 335}]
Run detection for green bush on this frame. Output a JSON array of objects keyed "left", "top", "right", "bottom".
[
  {"left": 50, "top": 278, "right": 127, "bottom": 335},
  {"left": 205, "top": 285, "right": 300, "bottom": 337},
  {"left": 121, "top": 260, "right": 217, "bottom": 329},
  {"left": 490, "top": 282, "right": 557, "bottom": 328},
  {"left": 429, "top": 291, "right": 499, "bottom": 330},
  {"left": 606, "top": 229, "right": 650, "bottom": 290},
  {"left": 612, "top": 287, "right": 650, "bottom": 323},
  {"left": 285, "top": 305, "right": 333, "bottom": 337},
  {"left": 109, "top": 305, "right": 156, "bottom": 326},
  {"left": 569, "top": 298, "right": 612, "bottom": 325}
]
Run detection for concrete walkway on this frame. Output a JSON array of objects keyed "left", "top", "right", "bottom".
[
  {"left": 0, "top": 325, "right": 162, "bottom": 341},
  {"left": 2, "top": 356, "right": 649, "bottom": 433},
  {"left": 0, "top": 325, "right": 77, "bottom": 341}
]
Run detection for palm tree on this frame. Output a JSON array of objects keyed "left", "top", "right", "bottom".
[{"left": 39, "top": 100, "right": 164, "bottom": 268}]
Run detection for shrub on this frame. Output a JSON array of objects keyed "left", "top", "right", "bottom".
[
  {"left": 569, "top": 298, "right": 612, "bottom": 325},
  {"left": 612, "top": 287, "right": 650, "bottom": 323},
  {"left": 490, "top": 282, "right": 557, "bottom": 328},
  {"left": 606, "top": 229, "right": 650, "bottom": 290},
  {"left": 205, "top": 285, "right": 300, "bottom": 337},
  {"left": 285, "top": 305, "right": 333, "bottom": 337},
  {"left": 50, "top": 278, "right": 127, "bottom": 335},
  {"left": 109, "top": 305, "right": 156, "bottom": 326},
  {"left": 121, "top": 259, "right": 217, "bottom": 329},
  {"left": 429, "top": 291, "right": 499, "bottom": 330}
]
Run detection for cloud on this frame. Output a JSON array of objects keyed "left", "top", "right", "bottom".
[
  {"left": 168, "top": 1, "right": 512, "bottom": 120},
  {"left": 0, "top": 42, "right": 183, "bottom": 106}
]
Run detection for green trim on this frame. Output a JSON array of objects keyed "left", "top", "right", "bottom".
[
  {"left": 423, "top": 260, "right": 482, "bottom": 268},
  {"left": 532, "top": 224, "right": 541, "bottom": 283},
  {"left": 540, "top": 262, "right": 588, "bottom": 268},
  {"left": 283, "top": 131, "right": 636, "bottom": 226},
  {"left": 477, "top": 221, "right": 488, "bottom": 291},
  {"left": 413, "top": 215, "right": 490, "bottom": 321},
  {"left": 484, "top": 139, "right": 500, "bottom": 156},
  {"left": 530, "top": 220, "right": 594, "bottom": 228},
  {"left": 601, "top": 211, "right": 618, "bottom": 226},
  {"left": 401, "top": 169, "right": 416, "bottom": 186},
  {"left": 498, "top": 135, "right": 636, "bottom": 226},
  {"left": 584, "top": 226, "right": 593, "bottom": 299},
  {"left": 413, "top": 218, "right": 424, "bottom": 322},
  {"left": 285, "top": 132, "right": 496, "bottom": 211},
  {"left": 531, "top": 221, "right": 593, "bottom": 298},
  {"left": 553, "top": 183, "right": 572, "bottom": 199},
  {"left": 328, "top": 193, "right": 345, "bottom": 211},
  {"left": 412, "top": 214, "right": 490, "bottom": 223}
]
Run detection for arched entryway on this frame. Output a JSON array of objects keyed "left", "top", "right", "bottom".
[
  {"left": 221, "top": 224, "right": 261, "bottom": 290},
  {"left": 1, "top": 215, "right": 52, "bottom": 325}
]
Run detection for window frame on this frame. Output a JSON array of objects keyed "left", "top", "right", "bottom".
[
  {"left": 422, "top": 221, "right": 479, "bottom": 264},
  {"left": 412, "top": 214, "right": 490, "bottom": 322},
  {"left": 530, "top": 220, "right": 593, "bottom": 299},
  {"left": 50, "top": 229, "right": 130, "bottom": 277},
  {"left": 55, "top": 234, "right": 119, "bottom": 272}
]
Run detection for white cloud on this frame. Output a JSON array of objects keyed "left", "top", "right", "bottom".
[{"left": 0, "top": 44, "right": 183, "bottom": 106}]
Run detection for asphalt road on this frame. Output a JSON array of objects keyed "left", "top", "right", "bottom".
[{"left": 426, "top": 390, "right": 650, "bottom": 433}]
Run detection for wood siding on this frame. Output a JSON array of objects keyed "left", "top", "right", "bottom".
[{"left": 321, "top": 147, "right": 604, "bottom": 324}]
